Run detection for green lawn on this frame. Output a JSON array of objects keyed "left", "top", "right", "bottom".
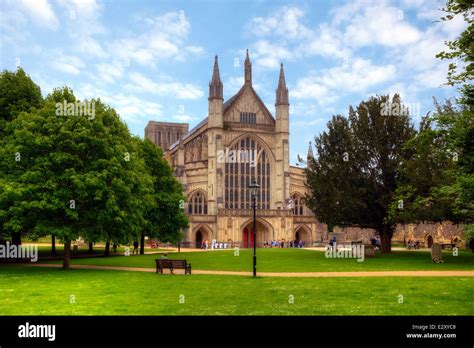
[
  {"left": 0, "top": 266, "right": 472, "bottom": 315},
  {"left": 44, "top": 248, "right": 474, "bottom": 272}
]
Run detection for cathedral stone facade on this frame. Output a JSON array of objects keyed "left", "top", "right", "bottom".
[
  {"left": 146, "top": 51, "right": 325, "bottom": 247},
  {"left": 145, "top": 52, "right": 465, "bottom": 248}
]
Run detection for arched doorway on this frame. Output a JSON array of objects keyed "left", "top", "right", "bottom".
[
  {"left": 242, "top": 227, "right": 254, "bottom": 248},
  {"left": 241, "top": 219, "right": 272, "bottom": 248},
  {"left": 194, "top": 225, "right": 211, "bottom": 249},
  {"left": 195, "top": 230, "right": 203, "bottom": 248},
  {"left": 295, "top": 225, "right": 312, "bottom": 246},
  {"left": 426, "top": 235, "right": 433, "bottom": 248}
]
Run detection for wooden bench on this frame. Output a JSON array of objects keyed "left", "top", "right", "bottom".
[{"left": 155, "top": 259, "right": 191, "bottom": 275}]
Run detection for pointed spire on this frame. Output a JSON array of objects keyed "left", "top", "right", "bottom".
[
  {"left": 209, "top": 55, "right": 223, "bottom": 100},
  {"left": 276, "top": 62, "right": 289, "bottom": 105},
  {"left": 244, "top": 49, "right": 252, "bottom": 85},
  {"left": 307, "top": 141, "right": 314, "bottom": 160}
]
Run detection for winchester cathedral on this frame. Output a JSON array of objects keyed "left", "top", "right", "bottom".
[
  {"left": 145, "top": 51, "right": 464, "bottom": 248},
  {"left": 145, "top": 51, "right": 326, "bottom": 247}
]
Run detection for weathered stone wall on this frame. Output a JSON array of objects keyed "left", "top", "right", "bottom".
[
  {"left": 329, "top": 221, "right": 465, "bottom": 246},
  {"left": 392, "top": 221, "right": 464, "bottom": 246},
  {"left": 332, "top": 226, "right": 376, "bottom": 243}
]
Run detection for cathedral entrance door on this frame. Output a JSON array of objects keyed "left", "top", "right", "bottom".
[{"left": 242, "top": 228, "right": 254, "bottom": 248}]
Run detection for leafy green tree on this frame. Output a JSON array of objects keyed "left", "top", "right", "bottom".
[
  {"left": 390, "top": 97, "right": 472, "bottom": 245},
  {"left": 0, "top": 86, "right": 148, "bottom": 268},
  {"left": 0, "top": 68, "right": 43, "bottom": 245},
  {"left": 139, "top": 139, "right": 188, "bottom": 254},
  {"left": 389, "top": 104, "right": 459, "bottom": 224},
  {"left": 436, "top": 0, "right": 473, "bottom": 104},
  {"left": 0, "top": 68, "right": 43, "bottom": 124},
  {"left": 305, "top": 95, "right": 415, "bottom": 253}
]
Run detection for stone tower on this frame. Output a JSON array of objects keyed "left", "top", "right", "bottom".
[
  {"left": 207, "top": 55, "right": 224, "bottom": 217},
  {"left": 275, "top": 63, "right": 290, "bottom": 209}
]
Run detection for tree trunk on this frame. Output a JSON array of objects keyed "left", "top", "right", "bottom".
[
  {"left": 88, "top": 242, "right": 93, "bottom": 253},
  {"left": 140, "top": 233, "right": 145, "bottom": 255},
  {"left": 63, "top": 239, "right": 71, "bottom": 270},
  {"left": 379, "top": 224, "right": 393, "bottom": 254},
  {"left": 12, "top": 232, "right": 21, "bottom": 246},
  {"left": 105, "top": 241, "right": 110, "bottom": 256},
  {"left": 51, "top": 235, "right": 56, "bottom": 256}
]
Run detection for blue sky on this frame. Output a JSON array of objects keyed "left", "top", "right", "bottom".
[{"left": 0, "top": 0, "right": 467, "bottom": 164}]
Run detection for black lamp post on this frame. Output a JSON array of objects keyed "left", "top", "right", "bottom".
[{"left": 249, "top": 179, "right": 260, "bottom": 277}]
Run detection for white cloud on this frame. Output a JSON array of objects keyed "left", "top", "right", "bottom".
[
  {"left": 293, "top": 58, "right": 396, "bottom": 102},
  {"left": 76, "top": 83, "right": 163, "bottom": 124},
  {"left": 57, "top": 0, "right": 106, "bottom": 58},
  {"left": 126, "top": 72, "right": 204, "bottom": 100},
  {"left": 302, "top": 24, "right": 350, "bottom": 59},
  {"left": 19, "top": 0, "right": 58, "bottom": 29},
  {"left": 107, "top": 11, "right": 204, "bottom": 66},
  {"left": 96, "top": 61, "right": 125, "bottom": 84},
  {"left": 252, "top": 40, "right": 295, "bottom": 69},
  {"left": 247, "top": 6, "right": 311, "bottom": 40},
  {"left": 51, "top": 53, "right": 85, "bottom": 75},
  {"left": 334, "top": 1, "right": 422, "bottom": 48},
  {"left": 106, "top": 94, "right": 163, "bottom": 124}
]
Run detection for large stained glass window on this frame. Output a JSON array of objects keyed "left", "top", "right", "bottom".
[{"left": 224, "top": 137, "right": 271, "bottom": 209}]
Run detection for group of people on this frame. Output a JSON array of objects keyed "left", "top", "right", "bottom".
[
  {"left": 200, "top": 240, "right": 210, "bottom": 250},
  {"left": 407, "top": 240, "right": 420, "bottom": 249},
  {"left": 262, "top": 239, "right": 305, "bottom": 248}
]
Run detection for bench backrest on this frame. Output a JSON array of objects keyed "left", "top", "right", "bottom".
[{"left": 156, "top": 259, "right": 187, "bottom": 267}]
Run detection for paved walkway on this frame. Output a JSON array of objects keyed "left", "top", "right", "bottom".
[{"left": 27, "top": 263, "right": 474, "bottom": 277}]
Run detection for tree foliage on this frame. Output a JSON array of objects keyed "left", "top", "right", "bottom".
[
  {"left": 436, "top": 0, "right": 473, "bottom": 104},
  {"left": 0, "top": 71, "right": 187, "bottom": 268},
  {"left": 305, "top": 95, "right": 415, "bottom": 253}
]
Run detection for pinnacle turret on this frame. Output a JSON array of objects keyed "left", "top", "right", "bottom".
[{"left": 209, "top": 55, "right": 223, "bottom": 100}]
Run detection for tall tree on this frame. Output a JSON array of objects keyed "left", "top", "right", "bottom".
[
  {"left": 0, "top": 86, "right": 148, "bottom": 268},
  {"left": 139, "top": 139, "right": 188, "bottom": 254},
  {"left": 390, "top": 100, "right": 472, "bottom": 226},
  {"left": 305, "top": 95, "right": 415, "bottom": 253},
  {"left": 0, "top": 68, "right": 43, "bottom": 245}
]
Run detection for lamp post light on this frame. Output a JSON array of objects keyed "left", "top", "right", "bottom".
[{"left": 249, "top": 179, "right": 260, "bottom": 277}]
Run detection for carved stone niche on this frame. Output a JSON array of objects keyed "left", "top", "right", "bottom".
[
  {"left": 216, "top": 168, "right": 222, "bottom": 175},
  {"left": 175, "top": 166, "right": 185, "bottom": 177}
]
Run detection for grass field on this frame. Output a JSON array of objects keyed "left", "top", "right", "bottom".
[
  {"left": 0, "top": 266, "right": 472, "bottom": 315},
  {"left": 44, "top": 248, "right": 474, "bottom": 272}
]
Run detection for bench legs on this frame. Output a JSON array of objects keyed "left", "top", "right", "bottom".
[{"left": 156, "top": 267, "right": 191, "bottom": 275}]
